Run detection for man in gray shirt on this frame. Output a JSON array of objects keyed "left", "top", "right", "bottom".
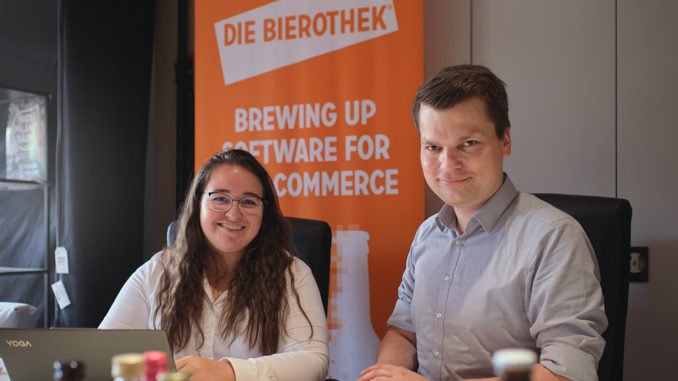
[{"left": 359, "top": 65, "right": 607, "bottom": 381}]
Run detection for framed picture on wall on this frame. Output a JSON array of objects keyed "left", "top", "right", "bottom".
[{"left": 0, "top": 87, "right": 47, "bottom": 182}]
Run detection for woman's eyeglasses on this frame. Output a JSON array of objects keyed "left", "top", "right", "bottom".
[{"left": 205, "top": 191, "right": 264, "bottom": 213}]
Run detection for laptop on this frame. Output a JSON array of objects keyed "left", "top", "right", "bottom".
[{"left": 0, "top": 328, "right": 175, "bottom": 381}]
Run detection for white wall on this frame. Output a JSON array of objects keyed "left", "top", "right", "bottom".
[
  {"left": 474, "top": 1, "right": 616, "bottom": 197},
  {"left": 424, "top": 1, "right": 678, "bottom": 379},
  {"left": 617, "top": 1, "right": 678, "bottom": 379}
]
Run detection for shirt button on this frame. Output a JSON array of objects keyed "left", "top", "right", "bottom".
[
  {"left": 434, "top": 350, "right": 440, "bottom": 358},
  {"left": 436, "top": 312, "right": 442, "bottom": 319},
  {"left": 444, "top": 275, "right": 450, "bottom": 281}
]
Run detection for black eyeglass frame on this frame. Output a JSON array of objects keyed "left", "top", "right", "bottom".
[{"left": 204, "top": 191, "right": 265, "bottom": 213}]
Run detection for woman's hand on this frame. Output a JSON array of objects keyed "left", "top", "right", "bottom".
[{"left": 175, "top": 355, "right": 236, "bottom": 381}]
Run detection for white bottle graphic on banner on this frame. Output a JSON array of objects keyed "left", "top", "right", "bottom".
[{"left": 328, "top": 229, "right": 381, "bottom": 381}]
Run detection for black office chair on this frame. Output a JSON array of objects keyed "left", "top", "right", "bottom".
[
  {"left": 534, "top": 194, "right": 631, "bottom": 381},
  {"left": 166, "top": 216, "right": 332, "bottom": 314},
  {"left": 285, "top": 216, "right": 332, "bottom": 314}
]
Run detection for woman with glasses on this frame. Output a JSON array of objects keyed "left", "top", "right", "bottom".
[{"left": 100, "top": 149, "right": 329, "bottom": 381}]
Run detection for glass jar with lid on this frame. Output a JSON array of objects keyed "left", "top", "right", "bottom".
[
  {"left": 492, "top": 348, "right": 537, "bottom": 381},
  {"left": 111, "top": 353, "right": 145, "bottom": 381}
]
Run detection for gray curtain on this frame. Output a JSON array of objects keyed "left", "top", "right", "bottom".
[
  {"left": 57, "top": 0, "right": 155, "bottom": 326},
  {"left": 0, "top": 0, "right": 58, "bottom": 327},
  {"left": 0, "top": 0, "right": 156, "bottom": 327}
]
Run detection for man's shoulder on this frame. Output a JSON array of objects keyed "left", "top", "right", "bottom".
[
  {"left": 415, "top": 212, "right": 446, "bottom": 236},
  {"left": 511, "top": 192, "right": 578, "bottom": 229},
  {"left": 506, "top": 193, "right": 593, "bottom": 264},
  {"left": 406, "top": 212, "right": 451, "bottom": 256}
]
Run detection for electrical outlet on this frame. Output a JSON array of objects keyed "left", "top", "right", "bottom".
[{"left": 629, "top": 246, "right": 649, "bottom": 282}]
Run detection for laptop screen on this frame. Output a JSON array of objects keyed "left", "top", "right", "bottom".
[{"left": 0, "top": 328, "right": 174, "bottom": 381}]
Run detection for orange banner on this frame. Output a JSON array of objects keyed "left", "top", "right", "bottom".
[{"left": 195, "top": 1, "right": 423, "bottom": 378}]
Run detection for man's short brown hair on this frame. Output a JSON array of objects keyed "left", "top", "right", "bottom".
[{"left": 412, "top": 65, "right": 510, "bottom": 138}]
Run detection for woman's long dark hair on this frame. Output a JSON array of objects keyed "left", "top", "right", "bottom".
[{"left": 155, "top": 149, "right": 309, "bottom": 355}]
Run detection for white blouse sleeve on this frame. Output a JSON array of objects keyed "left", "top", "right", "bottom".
[
  {"left": 224, "top": 258, "right": 330, "bottom": 381},
  {"left": 98, "top": 253, "right": 164, "bottom": 329}
]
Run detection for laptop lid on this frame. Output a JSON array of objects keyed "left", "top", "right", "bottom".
[{"left": 0, "top": 328, "right": 174, "bottom": 381}]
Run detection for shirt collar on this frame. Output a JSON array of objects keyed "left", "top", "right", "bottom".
[{"left": 435, "top": 173, "right": 519, "bottom": 234}]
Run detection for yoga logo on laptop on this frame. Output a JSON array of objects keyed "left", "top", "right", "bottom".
[
  {"left": 4, "top": 339, "right": 32, "bottom": 348},
  {"left": 213, "top": 0, "right": 399, "bottom": 85}
]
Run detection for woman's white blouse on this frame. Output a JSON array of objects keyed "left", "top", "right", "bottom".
[{"left": 99, "top": 252, "right": 329, "bottom": 381}]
